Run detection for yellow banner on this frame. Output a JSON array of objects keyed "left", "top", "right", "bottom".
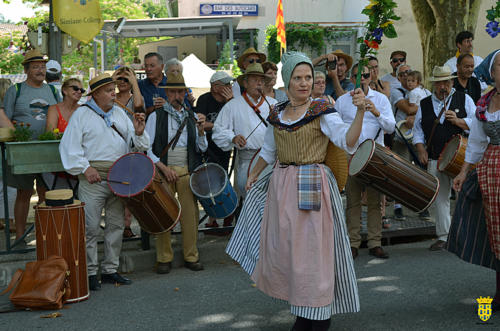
[{"left": 53, "top": 0, "right": 103, "bottom": 44}]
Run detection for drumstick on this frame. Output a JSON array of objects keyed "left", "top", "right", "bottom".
[
  {"left": 245, "top": 122, "right": 262, "bottom": 141},
  {"left": 114, "top": 100, "right": 135, "bottom": 116},
  {"left": 107, "top": 179, "right": 130, "bottom": 185}
]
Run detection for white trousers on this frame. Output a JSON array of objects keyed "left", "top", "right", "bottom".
[
  {"left": 78, "top": 178, "right": 125, "bottom": 276},
  {"left": 427, "top": 160, "right": 451, "bottom": 241}
]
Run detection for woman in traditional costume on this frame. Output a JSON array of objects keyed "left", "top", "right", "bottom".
[
  {"left": 226, "top": 52, "right": 365, "bottom": 330},
  {"left": 453, "top": 49, "right": 500, "bottom": 310}
]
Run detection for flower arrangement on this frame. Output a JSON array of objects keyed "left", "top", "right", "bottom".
[
  {"left": 356, "top": 0, "right": 401, "bottom": 87},
  {"left": 11, "top": 121, "right": 33, "bottom": 142},
  {"left": 38, "top": 128, "right": 63, "bottom": 141},
  {"left": 485, "top": 1, "right": 500, "bottom": 38}
]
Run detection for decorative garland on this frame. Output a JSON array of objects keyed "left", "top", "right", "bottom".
[
  {"left": 356, "top": 0, "right": 400, "bottom": 86},
  {"left": 485, "top": 1, "right": 500, "bottom": 38}
]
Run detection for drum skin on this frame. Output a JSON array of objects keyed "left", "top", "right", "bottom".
[
  {"left": 437, "top": 135, "right": 474, "bottom": 178},
  {"left": 190, "top": 163, "right": 238, "bottom": 219},
  {"left": 349, "top": 140, "right": 440, "bottom": 213},
  {"left": 107, "top": 153, "right": 181, "bottom": 234},
  {"left": 35, "top": 202, "right": 89, "bottom": 303}
]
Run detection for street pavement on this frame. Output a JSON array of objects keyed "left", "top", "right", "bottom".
[{"left": 1, "top": 237, "right": 498, "bottom": 331}]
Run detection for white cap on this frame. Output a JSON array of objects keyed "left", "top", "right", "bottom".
[
  {"left": 210, "top": 71, "right": 234, "bottom": 84},
  {"left": 46, "top": 60, "right": 61, "bottom": 74}
]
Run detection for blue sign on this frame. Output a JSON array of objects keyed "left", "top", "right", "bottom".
[{"left": 200, "top": 4, "right": 259, "bottom": 16}]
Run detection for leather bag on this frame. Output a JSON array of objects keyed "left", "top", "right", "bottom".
[{"left": 1, "top": 256, "right": 70, "bottom": 310}]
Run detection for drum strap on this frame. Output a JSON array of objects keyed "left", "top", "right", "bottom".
[
  {"left": 82, "top": 104, "right": 127, "bottom": 143},
  {"left": 426, "top": 105, "right": 447, "bottom": 150},
  {"left": 242, "top": 92, "right": 268, "bottom": 127},
  {"left": 160, "top": 117, "right": 188, "bottom": 159}
]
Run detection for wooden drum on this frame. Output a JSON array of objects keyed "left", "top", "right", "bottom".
[
  {"left": 349, "top": 139, "right": 440, "bottom": 213},
  {"left": 35, "top": 202, "right": 89, "bottom": 303},
  {"left": 437, "top": 135, "right": 471, "bottom": 178}
]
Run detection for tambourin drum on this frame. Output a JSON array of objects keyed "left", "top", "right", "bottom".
[
  {"left": 437, "top": 135, "right": 471, "bottom": 178},
  {"left": 107, "top": 152, "right": 181, "bottom": 234},
  {"left": 190, "top": 162, "right": 238, "bottom": 219},
  {"left": 348, "top": 139, "right": 440, "bottom": 213},
  {"left": 35, "top": 202, "right": 89, "bottom": 303}
]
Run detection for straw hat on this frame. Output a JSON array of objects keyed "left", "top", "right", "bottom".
[
  {"left": 86, "top": 73, "right": 116, "bottom": 95},
  {"left": 22, "top": 49, "right": 48, "bottom": 65},
  {"left": 236, "top": 62, "right": 271, "bottom": 85},
  {"left": 158, "top": 73, "right": 189, "bottom": 89},
  {"left": 429, "top": 65, "right": 457, "bottom": 82},
  {"left": 237, "top": 47, "right": 267, "bottom": 69},
  {"left": 45, "top": 189, "right": 75, "bottom": 207},
  {"left": 330, "top": 49, "right": 353, "bottom": 71}
]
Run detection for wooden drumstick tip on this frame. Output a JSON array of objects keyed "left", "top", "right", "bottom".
[{"left": 108, "top": 179, "right": 130, "bottom": 185}]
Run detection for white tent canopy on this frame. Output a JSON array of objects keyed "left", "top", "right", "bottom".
[{"left": 181, "top": 54, "right": 215, "bottom": 88}]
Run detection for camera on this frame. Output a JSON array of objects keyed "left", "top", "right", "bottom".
[{"left": 326, "top": 59, "right": 337, "bottom": 71}]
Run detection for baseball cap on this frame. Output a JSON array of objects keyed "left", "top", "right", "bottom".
[
  {"left": 390, "top": 51, "right": 407, "bottom": 59},
  {"left": 210, "top": 71, "right": 234, "bottom": 84},
  {"left": 46, "top": 60, "right": 62, "bottom": 74}
]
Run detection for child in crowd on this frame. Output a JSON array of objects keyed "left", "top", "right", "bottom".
[{"left": 407, "top": 71, "right": 431, "bottom": 107}]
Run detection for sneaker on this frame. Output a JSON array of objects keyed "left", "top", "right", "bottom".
[
  {"left": 394, "top": 208, "right": 406, "bottom": 220},
  {"left": 89, "top": 275, "right": 101, "bottom": 291}
]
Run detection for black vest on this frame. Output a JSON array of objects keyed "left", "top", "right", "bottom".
[
  {"left": 151, "top": 108, "right": 202, "bottom": 172},
  {"left": 420, "top": 91, "right": 466, "bottom": 160}
]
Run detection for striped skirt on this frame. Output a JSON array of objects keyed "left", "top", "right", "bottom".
[
  {"left": 226, "top": 166, "right": 360, "bottom": 320},
  {"left": 446, "top": 169, "right": 500, "bottom": 271}
]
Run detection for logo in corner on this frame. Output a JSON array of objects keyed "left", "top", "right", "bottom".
[{"left": 476, "top": 296, "right": 493, "bottom": 322}]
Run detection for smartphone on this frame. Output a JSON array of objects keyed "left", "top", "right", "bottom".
[{"left": 327, "top": 59, "right": 337, "bottom": 71}]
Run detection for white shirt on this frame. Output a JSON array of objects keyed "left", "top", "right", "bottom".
[
  {"left": 212, "top": 94, "right": 277, "bottom": 151},
  {"left": 408, "top": 86, "right": 431, "bottom": 105},
  {"left": 335, "top": 87, "right": 395, "bottom": 149},
  {"left": 381, "top": 73, "right": 401, "bottom": 91},
  {"left": 465, "top": 110, "right": 500, "bottom": 164},
  {"left": 231, "top": 81, "right": 242, "bottom": 98},
  {"left": 60, "top": 102, "right": 150, "bottom": 175},
  {"left": 412, "top": 90, "right": 476, "bottom": 146},
  {"left": 145, "top": 105, "right": 208, "bottom": 164},
  {"left": 259, "top": 109, "right": 357, "bottom": 164}
]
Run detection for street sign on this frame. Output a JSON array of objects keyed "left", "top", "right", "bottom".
[{"left": 199, "top": 4, "right": 258, "bottom": 16}]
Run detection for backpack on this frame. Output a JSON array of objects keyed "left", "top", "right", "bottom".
[{"left": 14, "top": 82, "right": 59, "bottom": 104}]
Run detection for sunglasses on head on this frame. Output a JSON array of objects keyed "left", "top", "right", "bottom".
[
  {"left": 398, "top": 70, "right": 411, "bottom": 76},
  {"left": 69, "top": 85, "right": 85, "bottom": 93},
  {"left": 248, "top": 58, "right": 262, "bottom": 64},
  {"left": 117, "top": 77, "right": 129, "bottom": 83},
  {"left": 391, "top": 57, "right": 406, "bottom": 63}
]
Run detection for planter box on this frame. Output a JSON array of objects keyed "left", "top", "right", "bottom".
[{"left": 5, "top": 140, "right": 64, "bottom": 175}]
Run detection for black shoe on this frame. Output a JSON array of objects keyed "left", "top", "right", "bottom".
[
  {"left": 419, "top": 210, "right": 430, "bottom": 220},
  {"left": 101, "top": 272, "right": 132, "bottom": 285},
  {"left": 157, "top": 262, "right": 172, "bottom": 274},
  {"left": 394, "top": 208, "right": 406, "bottom": 220},
  {"left": 185, "top": 260, "right": 204, "bottom": 271},
  {"left": 351, "top": 247, "right": 358, "bottom": 260},
  {"left": 89, "top": 275, "right": 101, "bottom": 291}
]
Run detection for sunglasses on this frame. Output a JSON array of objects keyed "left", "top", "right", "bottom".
[
  {"left": 398, "top": 70, "right": 412, "bottom": 76},
  {"left": 248, "top": 58, "right": 262, "bottom": 64},
  {"left": 391, "top": 57, "right": 406, "bottom": 63},
  {"left": 117, "top": 77, "right": 129, "bottom": 83},
  {"left": 69, "top": 85, "right": 85, "bottom": 93},
  {"left": 354, "top": 73, "right": 371, "bottom": 79}
]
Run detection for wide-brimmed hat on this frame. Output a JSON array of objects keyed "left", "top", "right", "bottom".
[
  {"left": 22, "top": 49, "right": 48, "bottom": 65},
  {"left": 237, "top": 47, "right": 267, "bottom": 69},
  {"left": 429, "top": 65, "right": 457, "bottom": 82},
  {"left": 159, "top": 73, "right": 189, "bottom": 89},
  {"left": 236, "top": 62, "right": 271, "bottom": 85},
  {"left": 330, "top": 49, "right": 353, "bottom": 71},
  {"left": 210, "top": 71, "right": 234, "bottom": 84},
  {"left": 86, "top": 73, "right": 116, "bottom": 95}
]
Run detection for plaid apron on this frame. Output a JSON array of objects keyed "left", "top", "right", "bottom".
[{"left": 297, "top": 164, "right": 321, "bottom": 211}]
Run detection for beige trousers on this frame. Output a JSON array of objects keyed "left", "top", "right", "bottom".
[
  {"left": 78, "top": 178, "right": 125, "bottom": 276},
  {"left": 345, "top": 175, "right": 382, "bottom": 249},
  {"left": 156, "top": 166, "right": 200, "bottom": 263}
]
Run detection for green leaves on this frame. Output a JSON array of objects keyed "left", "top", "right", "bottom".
[{"left": 383, "top": 24, "right": 397, "bottom": 38}]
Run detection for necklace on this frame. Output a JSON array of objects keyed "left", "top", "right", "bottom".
[{"left": 287, "top": 99, "right": 310, "bottom": 111}]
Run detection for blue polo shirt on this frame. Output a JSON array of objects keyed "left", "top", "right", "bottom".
[
  {"left": 325, "top": 76, "right": 355, "bottom": 100},
  {"left": 138, "top": 75, "right": 167, "bottom": 109}
]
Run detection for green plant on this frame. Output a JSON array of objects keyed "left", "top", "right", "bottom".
[
  {"left": 11, "top": 122, "right": 33, "bottom": 142},
  {"left": 217, "top": 41, "right": 242, "bottom": 78},
  {"left": 38, "top": 128, "right": 62, "bottom": 141}
]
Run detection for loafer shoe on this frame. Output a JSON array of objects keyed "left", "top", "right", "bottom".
[
  {"left": 351, "top": 247, "right": 358, "bottom": 260},
  {"left": 101, "top": 272, "right": 132, "bottom": 285},
  {"left": 429, "top": 240, "right": 446, "bottom": 251},
  {"left": 89, "top": 275, "right": 101, "bottom": 291},
  {"left": 185, "top": 260, "right": 204, "bottom": 271},
  {"left": 369, "top": 246, "right": 389, "bottom": 259},
  {"left": 157, "top": 262, "right": 172, "bottom": 274}
]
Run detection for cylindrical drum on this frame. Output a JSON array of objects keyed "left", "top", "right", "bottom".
[
  {"left": 190, "top": 162, "right": 238, "bottom": 219},
  {"left": 35, "top": 202, "right": 88, "bottom": 303},
  {"left": 349, "top": 139, "right": 440, "bottom": 213},
  {"left": 107, "top": 152, "right": 181, "bottom": 234},
  {"left": 437, "top": 135, "right": 472, "bottom": 178}
]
